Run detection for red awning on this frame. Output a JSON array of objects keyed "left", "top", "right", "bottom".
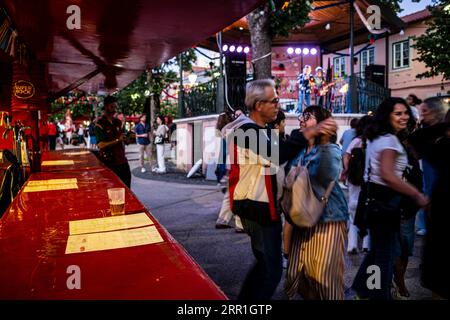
[{"left": 2, "top": 0, "right": 263, "bottom": 95}]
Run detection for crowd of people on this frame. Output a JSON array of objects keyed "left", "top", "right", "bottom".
[
  {"left": 43, "top": 119, "right": 97, "bottom": 151},
  {"left": 39, "top": 87, "right": 448, "bottom": 301},
  {"left": 215, "top": 79, "right": 449, "bottom": 300}
]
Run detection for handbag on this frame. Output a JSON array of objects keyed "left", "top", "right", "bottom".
[
  {"left": 281, "top": 160, "right": 335, "bottom": 228},
  {"left": 154, "top": 135, "right": 164, "bottom": 145},
  {"left": 354, "top": 160, "right": 403, "bottom": 232}
]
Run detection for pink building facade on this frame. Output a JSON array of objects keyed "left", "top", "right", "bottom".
[{"left": 322, "top": 9, "right": 449, "bottom": 101}]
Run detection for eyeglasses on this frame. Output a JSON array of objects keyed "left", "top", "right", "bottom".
[
  {"left": 259, "top": 98, "right": 280, "bottom": 105},
  {"left": 299, "top": 113, "right": 316, "bottom": 122}
]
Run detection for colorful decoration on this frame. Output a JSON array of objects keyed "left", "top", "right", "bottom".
[{"left": 368, "top": 34, "right": 376, "bottom": 44}]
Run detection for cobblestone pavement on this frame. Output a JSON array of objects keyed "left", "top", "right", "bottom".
[{"left": 123, "top": 144, "right": 433, "bottom": 300}]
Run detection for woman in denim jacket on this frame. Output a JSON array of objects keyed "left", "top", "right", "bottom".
[{"left": 284, "top": 106, "right": 348, "bottom": 300}]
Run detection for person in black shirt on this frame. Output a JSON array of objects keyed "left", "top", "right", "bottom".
[{"left": 94, "top": 96, "right": 131, "bottom": 188}]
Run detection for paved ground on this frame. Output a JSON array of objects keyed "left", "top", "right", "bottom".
[
  {"left": 117, "top": 144, "right": 434, "bottom": 300},
  {"left": 56, "top": 142, "right": 429, "bottom": 300}
]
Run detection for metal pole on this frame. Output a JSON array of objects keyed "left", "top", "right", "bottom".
[
  {"left": 219, "top": 32, "right": 224, "bottom": 76},
  {"left": 385, "top": 31, "right": 389, "bottom": 89},
  {"left": 178, "top": 54, "right": 184, "bottom": 118},
  {"left": 349, "top": 0, "right": 358, "bottom": 113},
  {"left": 218, "top": 32, "right": 225, "bottom": 113}
]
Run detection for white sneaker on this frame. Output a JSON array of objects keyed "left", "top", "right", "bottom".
[
  {"left": 416, "top": 229, "right": 426, "bottom": 236},
  {"left": 141, "top": 168, "right": 146, "bottom": 173}
]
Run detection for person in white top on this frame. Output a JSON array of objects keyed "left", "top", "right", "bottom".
[
  {"left": 153, "top": 115, "right": 169, "bottom": 174},
  {"left": 352, "top": 97, "right": 429, "bottom": 300},
  {"left": 341, "top": 115, "right": 374, "bottom": 254}
]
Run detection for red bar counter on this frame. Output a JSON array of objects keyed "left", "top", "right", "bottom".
[
  {"left": 40, "top": 149, "right": 106, "bottom": 172},
  {"left": 0, "top": 151, "right": 227, "bottom": 300}
]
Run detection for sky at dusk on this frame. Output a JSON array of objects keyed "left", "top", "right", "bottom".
[{"left": 400, "top": 0, "right": 433, "bottom": 16}]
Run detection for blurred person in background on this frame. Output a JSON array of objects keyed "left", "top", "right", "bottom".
[
  {"left": 408, "top": 99, "right": 450, "bottom": 300},
  {"left": 153, "top": 115, "right": 169, "bottom": 174},
  {"left": 340, "top": 118, "right": 359, "bottom": 158},
  {"left": 406, "top": 94, "right": 422, "bottom": 122},
  {"left": 415, "top": 98, "right": 447, "bottom": 236},
  {"left": 341, "top": 115, "right": 374, "bottom": 254}
]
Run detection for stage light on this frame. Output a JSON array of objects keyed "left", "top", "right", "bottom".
[
  {"left": 237, "top": 46, "right": 243, "bottom": 53},
  {"left": 325, "top": 23, "right": 331, "bottom": 30},
  {"left": 302, "top": 48, "right": 309, "bottom": 55},
  {"left": 244, "top": 47, "right": 250, "bottom": 54},
  {"left": 295, "top": 48, "right": 301, "bottom": 55},
  {"left": 310, "top": 48, "right": 318, "bottom": 55},
  {"left": 222, "top": 44, "right": 228, "bottom": 52},
  {"left": 399, "top": 29, "right": 405, "bottom": 36},
  {"left": 229, "top": 45, "right": 236, "bottom": 52},
  {"left": 287, "top": 47, "right": 294, "bottom": 55}
]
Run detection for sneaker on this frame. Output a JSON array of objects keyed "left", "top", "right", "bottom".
[
  {"left": 416, "top": 229, "right": 426, "bottom": 236},
  {"left": 141, "top": 168, "right": 147, "bottom": 173}
]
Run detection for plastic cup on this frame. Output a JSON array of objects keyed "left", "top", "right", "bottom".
[{"left": 107, "top": 188, "right": 125, "bottom": 215}]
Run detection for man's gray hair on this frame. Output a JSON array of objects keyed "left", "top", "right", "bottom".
[
  {"left": 245, "top": 79, "right": 275, "bottom": 112},
  {"left": 423, "top": 97, "right": 447, "bottom": 123}
]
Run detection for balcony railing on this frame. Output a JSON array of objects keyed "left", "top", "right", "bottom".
[
  {"left": 183, "top": 79, "right": 218, "bottom": 118},
  {"left": 181, "top": 75, "right": 391, "bottom": 117}
]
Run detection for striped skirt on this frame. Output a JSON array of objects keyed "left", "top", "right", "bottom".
[{"left": 285, "top": 221, "right": 347, "bottom": 300}]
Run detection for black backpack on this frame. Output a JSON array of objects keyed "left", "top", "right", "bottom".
[{"left": 347, "top": 140, "right": 366, "bottom": 186}]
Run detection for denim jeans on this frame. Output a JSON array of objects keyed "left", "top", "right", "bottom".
[
  {"left": 352, "top": 226, "right": 398, "bottom": 299},
  {"left": 238, "top": 218, "right": 282, "bottom": 301},
  {"left": 296, "top": 92, "right": 311, "bottom": 113},
  {"left": 417, "top": 160, "right": 437, "bottom": 231}
]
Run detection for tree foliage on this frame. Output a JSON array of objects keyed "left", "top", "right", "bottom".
[
  {"left": 413, "top": 0, "right": 450, "bottom": 81},
  {"left": 115, "top": 72, "right": 148, "bottom": 115},
  {"left": 269, "top": 0, "right": 312, "bottom": 38},
  {"left": 113, "top": 49, "right": 197, "bottom": 117},
  {"left": 50, "top": 91, "right": 101, "bottom": 121}
]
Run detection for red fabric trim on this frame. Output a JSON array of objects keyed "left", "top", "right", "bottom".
[
  {"left": 228, "top": 142, "right": 239, "bottom": 211},
  {"left": 265, "top": 170, "right": 278, "bottom": 221}
]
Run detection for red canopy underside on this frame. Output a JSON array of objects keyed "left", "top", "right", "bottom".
[{"left": 3, "top": 0, "right": 263, "bottom": 94}]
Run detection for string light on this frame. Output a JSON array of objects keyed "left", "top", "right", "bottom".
[
  {"left": 222, "top": 44, "right": 251, "bottom": 54},
  {"left": 286, "top": 47, "right": 318, "bottom": 56}
]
